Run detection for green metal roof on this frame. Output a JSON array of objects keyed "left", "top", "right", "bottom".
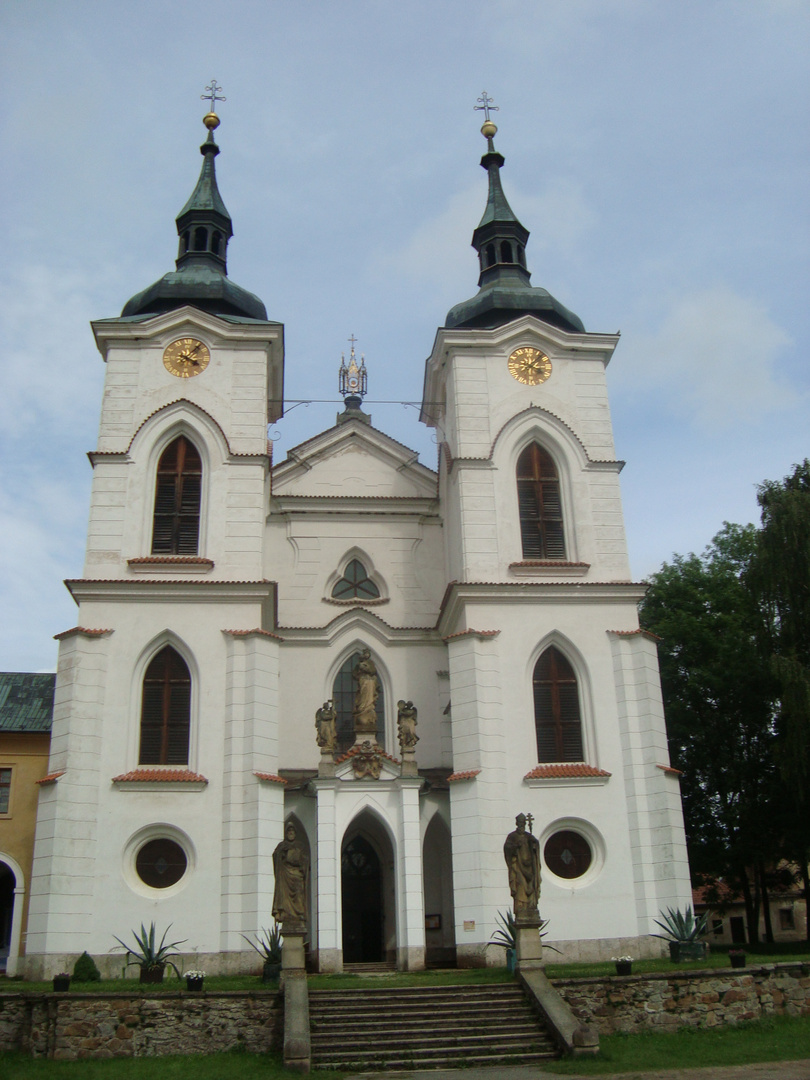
[{"left": 0, "top": 673, "right": 55, "bottom": 732}]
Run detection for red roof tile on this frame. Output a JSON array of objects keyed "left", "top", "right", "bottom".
[
  {"left": 509, "top": 561, "right": 591, "bottom": 568},
  {"left": 334, "top": 743, "right": 401, "bottom": 765},
  {"left": 447, "top": 769, "right": 481, "bottom": 782},
  {"left": 610, "top": 628, "right": 662, "bottom": 641},
  {"left": 223, "top": 628, "right": 285, "bottom": 641},
  {"left": 524, "top": 764, "right": 611, "bottom": 780},
  {"left": 36, "top": 770, "right": 65, "bottom": 785},
  {"left": 657, "top": 763, "right": 683, "bottom": 776},
  {"left": 442, "top": 629, "right": 500, "bottom": 642},
  {"left": 128, "top": 557, "right": 214, "bottom": 565},
  {"left": 112, "top": 769, "right": 208, "bottom": 783},
  {"left": 254, "top": 772, "right": 287, "bottom": 784},
  {"left": 53, "top": 627, "right": 113, "bottom": 640}
]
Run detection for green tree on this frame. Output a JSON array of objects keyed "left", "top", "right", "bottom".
[
  {"left": 639, "top": 523, "right": 780, "bottom": 942},
  {"left": 750, "top": 460, "right": 810, "bottom": 939}
]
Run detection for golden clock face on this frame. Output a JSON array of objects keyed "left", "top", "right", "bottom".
[
  {"left": 163, "top": 338, "right": 210, "bottom": 378},
  {"left": 507, "top": 347, "right": 552, "bottom": 386}
]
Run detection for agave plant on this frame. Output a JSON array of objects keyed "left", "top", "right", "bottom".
[
  {"left": 113, "top": 922, "right": 187, "bottom": 976},
  {"left": 488, "top": 909, "right": 560, "bottom": 953},
  {"left": 242, "top": 921, "right": 283, "bottom": 964},
  {"left": 651, "top": 906, "right": 709, "bottom": 943}
]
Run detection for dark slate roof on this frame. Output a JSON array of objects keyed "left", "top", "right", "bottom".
[{"left": 0, "top": 673, "right": 55, "bottom": 732}]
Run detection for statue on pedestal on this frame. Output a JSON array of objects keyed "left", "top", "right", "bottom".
[
  {"left": 397, "top": 700, "right": 419, "bottom": 751},
  {"left": 272, "top": 822, "right": 309, "bottom": 928},
  {"left": 315, "top": 700, "right": 337, "bottom": 753},
  {"left": 352, "top": 649, "right": 379, "bottom": 737},
  {"left": 503, "top": 812, "right": 541, "bottom": 920}
]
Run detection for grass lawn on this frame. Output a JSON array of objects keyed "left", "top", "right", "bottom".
[
  {"left": 538, "top": 1013, "right": 810, "bottom": 1074},
  {"left": 0, "top": 1049, "right": 301, "bottom": 1079}
]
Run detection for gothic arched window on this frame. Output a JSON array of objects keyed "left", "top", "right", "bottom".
[
  {"left": 500, "top": 240, "right": 513, "bottom": 263},
  {"left": 151, "top": 436, "right": 202, "bottom": 556},
  {"left": 331, "top": 559, "right": 380, "bottom": 600},
  {"left": 332, "top": 651, "right": 385, "bottom": 753},
  {"left": 139, "top": 646, "right": 191, "bottom": 765},
  {"left": 193, "top": 226, "right": 208, "bottom": 252},
  {"left": 533, "top": 646, "right": 583, "bottom": 762},
  {"left": 516, "top": 443, "right": 566, "bottom": 559}
]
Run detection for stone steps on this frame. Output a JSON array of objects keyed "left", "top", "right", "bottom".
[{"left": 309, "top": 981, "right": 559, "bottom": 1070}]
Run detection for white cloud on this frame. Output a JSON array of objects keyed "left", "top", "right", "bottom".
[{"left": 613, "top": 285, "right": 796, "bottom": 427}]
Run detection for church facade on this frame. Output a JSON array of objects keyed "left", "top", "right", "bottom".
[{"left": 22, "top": 105, "right": 691, "bottom": 978}]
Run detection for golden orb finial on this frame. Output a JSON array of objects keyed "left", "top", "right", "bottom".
[
  {"left": 203, "top": 112, "right": 221, "bottom": 130},
  {"left": 481, "top": 120, "right": 498, "bottom": 139}
]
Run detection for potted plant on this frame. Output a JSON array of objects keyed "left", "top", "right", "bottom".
[
  {"left": 652, "top": 906, "right": 710, "bottom": 963},
  {"left": 113, "top": 922, "right": 187, "bottom": 984},
  {"left": 612, "top": 955, "right": 633, "bottom": 976},
  {"left": 52, "top": 972, "right": 71, "bottom": 992},
  {"left": 184, "top": 968, "right": 205, "bottom": 991},
  {"left": 242, "top": 922, "right": 283, "bottom": 983},
  {"left": 728, "top": 949, "right": 746, "bottom": 968}
]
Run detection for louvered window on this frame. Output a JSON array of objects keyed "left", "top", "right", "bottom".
[
  {"left": 516, "top": 443, "right": 566, "bottom": 559},
  {"left": 139, "top": 646, "right": 191, "bottom": 765},
  {"left": 331, "top": 559, "right": 380, "bottom": 600},
  {"left": 151, "top": 437, "right": 202, "bottom": 555},
  {"left": 533, "top": 647, "right": 583, "bottom": 762},
  {"left": 332, "top": 651, "right": 385, "bottom": 754}
]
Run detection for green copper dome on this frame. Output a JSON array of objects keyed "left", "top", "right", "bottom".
[
  {"left": 122, "top": 122, "right": 267, "bottom": 321},
  {"left": 445, "top": 128, "right": 584, "bottom": 334}
]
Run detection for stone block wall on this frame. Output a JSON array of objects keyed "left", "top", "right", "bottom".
[
  {"left": 556, "top": 962, "right": 810, "bottom": 1035},
  {"left": 0, "top": 990, "right": 281, "bottom": 1060}
]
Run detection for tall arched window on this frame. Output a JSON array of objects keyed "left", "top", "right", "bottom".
[
  {"left": 332, "top": 651, "right": 385, "bottom": 754},
  {"left": 139, "top": 646, "right": 191, "bottom": 765},
  {"left": 533, "top": 646, "right": 583, "bottom": 762},
  {"left": 151, "top": 436, "right": 202, "bottom": 555},
  {"left": 516, "top": 443, "right": 566, "bottom": 559},
  {"left": 331, "top": 559, "right": 380, "bottom": 600}
]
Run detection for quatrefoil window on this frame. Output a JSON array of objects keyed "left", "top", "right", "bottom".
[{"left": 331, "top": 559, "right": 380, "bottom": 600}]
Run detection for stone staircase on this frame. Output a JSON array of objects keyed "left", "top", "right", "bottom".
[{"left": 309, "top": 981, "right": 560, "bottom": 1071}]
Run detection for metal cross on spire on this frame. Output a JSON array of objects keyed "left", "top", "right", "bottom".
[
  {"left": 474, "top": 91, "right": 499, "bottom": 123},
  {"left": 201, "top": 80, "right": 226, "bottom": 112}
]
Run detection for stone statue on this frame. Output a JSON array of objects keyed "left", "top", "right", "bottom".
[
  {"left": 503, "top": 813, "right": 541, "bottom": 920},
  {"left": 272, "top": 821, "right": 309, "bottom": 927},
  {"left": 352, "top": 649, "right": 379, "bottom": 736},
  {"left": 397, "top": 699, "right": 419, "bottom": 751},
  {"left": 315, "top": 699, "right": 337, "bottom": 753}
]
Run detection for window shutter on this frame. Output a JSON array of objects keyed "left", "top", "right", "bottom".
[
  {"left": 151, "top": 437, "right": 202, "bottom": 556},
  {"left": 516, "top": 444, "right": 566, "bottom": 560},
  {"left": 139, "top": 646, "right": 191, "bottom": 766},
  {"left": 533, "top": 647, "right": 583, "bottom": 762}
]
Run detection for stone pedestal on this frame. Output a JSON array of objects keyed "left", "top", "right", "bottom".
[
  {"left": 515, "top": 920, "right": 543, "bottom": 970},
  {"left": 281, "top": 927, "right": 307, "bottom": 972},
  {"left": 400, "top": 750, "right": 418, "bottom": 777},
  {"left": 318, "top": 751, "right": 335, "bottom": 778}
]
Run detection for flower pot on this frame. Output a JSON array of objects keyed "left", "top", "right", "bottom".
[
  {"left": 506, "top": 947, "right": 516, "bottom": 974},
  {"left": 669, "top": 940, "right": 707, "bottom": 963},
  {"left": 729, "top": 952, "right": 746, "bottom": 969},
  {"left": 52, "top": 975, "right": 70, "bottom": 992},
  {"left": 185, "top": 975, "right": 204, "bottom": 991},
  {"left": 262, "top": 960, "right": 281, "bottom": 984},
  {"left": 140, "top": 964, "right": 165, "bottom": 984},
  {"left": 615, "top": 961, "right": 632, "bottom": 976}
]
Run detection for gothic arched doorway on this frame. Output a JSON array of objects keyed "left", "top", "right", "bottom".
[{"left": 341, "top": 814, "right": 395, "bottom": 965}]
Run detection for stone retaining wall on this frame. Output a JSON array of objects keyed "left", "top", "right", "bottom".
[
  {"left": 0, "top": 990, "right": 282, "bottom": 1059},
  {"left": 555, "top": 962, "right": 810, "bottom": 1035}
]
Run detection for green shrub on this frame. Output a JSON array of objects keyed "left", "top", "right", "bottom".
[{"left": 72, "top": 951, "right": 101, "bottom": 982}]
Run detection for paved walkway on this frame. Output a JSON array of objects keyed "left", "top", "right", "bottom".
[{"left": 353, "top": 1061, "right": 810, "bottom": 1080}]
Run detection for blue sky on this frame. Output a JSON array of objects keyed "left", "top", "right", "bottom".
[{"left": 1, "top": 0, "right": 808, "bottom": 671}]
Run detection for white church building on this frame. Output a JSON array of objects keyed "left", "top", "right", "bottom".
[{"left": 23, "top": 103, "right": 691, "bottom": 977}]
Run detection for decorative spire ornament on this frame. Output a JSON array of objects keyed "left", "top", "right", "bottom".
[{"left": 337, "top": 337, "right": 371, "bottom": 426}]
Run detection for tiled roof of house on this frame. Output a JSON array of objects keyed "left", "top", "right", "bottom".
[
  {"left": 111, "top": 769, "right": 208, "bottom": 783},
  {"left": 0, "top": 672, "right": 55, "bottom": 732},
  {"left": 523, "top": 763, "right": 611, "bottom": 780}
]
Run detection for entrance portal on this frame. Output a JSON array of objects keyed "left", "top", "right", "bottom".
[
  {"left": 0, "top": 863, "right": 15, "bottom": 972},
  {"left": 341, "top": 835, "right": 383, "bottom": 963}
]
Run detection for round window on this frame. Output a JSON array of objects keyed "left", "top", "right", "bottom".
[
  {"left": 135, "top": 838, "right": 188, "bottom": 889},
  {"left": 543, "top": 829, "right": 592, "bottom": 880}
]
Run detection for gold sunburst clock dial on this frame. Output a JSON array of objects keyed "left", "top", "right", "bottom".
[
  {"left": 163, "top": 337, "right": 210, "bottom": 378},
  {"left": 507, "top": 347, "right": 552, "bottom": 386}
]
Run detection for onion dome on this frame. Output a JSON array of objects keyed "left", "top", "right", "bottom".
[
  {"left": 122, "top": 111, "right": 267, "bottom": 320},
  {"left": 445, "top": 118, "right": 584, "bottom": 333}
]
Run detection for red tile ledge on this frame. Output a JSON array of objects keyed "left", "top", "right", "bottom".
[
  {"left": 524, "top": 764, "right": 611, "bottom": 780},
  {"left": 128, "top": 557, "right": 214, "bottom": 565},
  {"left": 334, "top": 744, "right": 401, "bottom": 766},
  {"left": 657, "top": 763, "right": 683, "bottom": 776},
  {"left": 254, "top": 772, "right": 287, "bottom": 784},
  {"left": 223, "top": 628, "right": 285, "bottom": 641},
  {"left": 442, "top": 629, "right": 500, "bottom": 642},
  {"left": 112, "top": 769, "right": 208, "bottom": 783},
  {"left": 53, "top": 627, "right": 113, "bottom": 641},
  {"left": 447, "top": 769, "right": 481, "bottom": 783},
  {"left": 36, "top": 771, "right": 66, "bottom": 785}
]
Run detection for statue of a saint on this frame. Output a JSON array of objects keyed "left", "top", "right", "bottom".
[
  {"left": 503, "top": 813, "right": 541, "bottom": 920},
  {"left": 352, "top": 649, "right": 379, "bottom": 736},
  {"left": 397, "top": 699, "right": 419, "bottom": 751},
  {"left": 272, "top": 822, "right": 309, "bottom": 927},
  {"left": 315, "top": 700, "right": 337, "bottom": 753}
]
